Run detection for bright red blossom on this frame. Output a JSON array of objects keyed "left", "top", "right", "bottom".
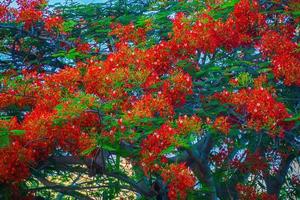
[
  {"left": 176, "top": 115, "right": 202, "bottom": 135},
  {"left": 16, "top": 0, "right": 44, "bottom": 30},
  {"left": 231, "top": 151, "right": 268, "bottom": 174},
  {"left": 0, "top": 0, "right": 298, "bottom": 198},
  {"left": 161, "top": 163, "right": 196, "bottom": 200},
  {"left": 259, "top": 30, "right": 300, "bottom": 86},
  {"left": 140, "top": 124, "right": 177, "bottom": 175},
  {"left": 0, "top": 141, "right": 34, "bottom": 183},
  {"left": 109, "top": 22, "right": 151, "bottom": 47},
  {"left": 44, "top": 16, "right": 64, "bottom": 32},
  {"left": 213, "top": 116, "right": 231, "bottom": 134},
  {"left": 214, "top": 88, "right": 292, "bottom": 136},
  {"left": 236, "top": 184, "right": 277, "bottom": 200}
]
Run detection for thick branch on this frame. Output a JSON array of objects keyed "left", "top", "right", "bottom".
[
  {"left": 264, "top": 154, "right": 296, "bottom": 197},
  {"left": 34, "top": 176, "right": 94, "bottom": 200},
  {"left": 38, "top": 154, "right": 155, "bottom": 198}
]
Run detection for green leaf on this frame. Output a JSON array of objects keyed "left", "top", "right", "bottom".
[
  {"left": 81, "top": 146, "right": 96, "bottom": 156},
  {"left": 0, "top": 116, "right": 13, "bottom": 120},
  {"left": 291, "top": 10, "right": 300, "bottom": 18},
  {"left": 220, "top": 0, "right": 239, "bottom": 9},
  {"left": 101, "top": 143, "right": 117, "bottom": 152},
  {"left": 258, "top": 67, "right": 271, "bottom": 73},
  {"left": 51, "top": 51, "right": 66, "bottom": 58},
  {"left": 160, "top": 145, "right": 175, "bottom": 156},
  {"left": 195, "top": 66, "right": 222, "bottom": 78},
  {"left": 66, "top": 48, "right": 82, "bottom": 60},
  {"left": 0, "top": 129, "right": 10, "bottom": 148},
  {"left": 101, "top": 102, "right": 114, "bottom": 112},
  {"left": 136, "top": 16, "right": 150, "bottom": 27},
  {"left": 176, "top": 138, "right": 190, "bottom": 149},
  {"left": 10, "top": 130, "right": 26, "bottom": 136},
  {"left": 63, "top": 20, "right": 77, "bottom": 32},
  {"left": 284, "top": 113, "right": 300, "bottom": 122},
  {"left": 237, "top": 72, "right": 253, "bottom": 87},
  {"left": 210, "top": 0, "right": 239, "bottom": 19}
]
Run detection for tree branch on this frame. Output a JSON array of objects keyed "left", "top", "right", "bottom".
[{"left": 34, "top": 176, "right": 94, "bottom": 200}]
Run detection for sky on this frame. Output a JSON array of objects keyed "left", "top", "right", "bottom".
[
  {"left": 11, "top": 0, "right": 107, "bottom": 7},
  {"left": 49, "top": 0, "right": 107, "bottom": 4}
]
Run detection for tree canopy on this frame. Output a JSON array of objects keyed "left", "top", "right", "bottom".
[{"left": 0, "top": 0, "right": 299, "bottom": 199}]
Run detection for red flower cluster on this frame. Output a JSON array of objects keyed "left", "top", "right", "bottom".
[
  {"left": 259, "top": 30, "right": 300, "bottom": 86},
  {"left": 125, "top": 94, "right": 174, "bottom": 122},
  {"left": 161, "top": 163, "right": 196, "bottom": 200},
  {"left": 2, "top": 0, "right": 66, "bottom": 33},
  {"left": 291, "top": 174, "right": 300, "bottom": 186},
  {"left": 0, "top": 118, "right": 34, "bottom": 183},
  {"left": 0, "top": 141, "right": 34, "bottom": 183},
  {"left": 213, "top": 116, "right": 231, "bottom": 135},
  {"left": 162, "top": 70, "right": 193, "bottom": 106},
  {"left": 16, "top": 0, "right": 45, "bottom": 30},
  {"left": 139, "top": 119, "right": 198, "bottom": 199},
  {"left": 210, "top": 146, "right": 229, "bottom": 166},
  {"left": 175, "top": 115, "right": 202, "bottom": 135},
  {"left": 44, "top": 67, "right": 82, "bottom": 93},
  {"left": 231, "top": 151, "right": 268, "bottom": 174},
  {"left": 0, "top": 0, "right": 15, "bottom": 22},
  {"left": 109, "top": 21, "right": 151, "bottom": 47},
  {"left": 44, "top": 16, "right": 64, "bottom": 32},
  {"left": 236, "top": 184, "right": 277, "bottom": 200},
  {"left": 214, "top": 88, "right": 292, "bottom": 137},
  {"left": 171, "top": 0, "right": 264, "bottom": 53},
  {"left": 12, "top": 110, "right": 97, "bottom": 181},
  {"left": 0, "top": 89, "right": 100, "bottom": 184},
  {"left": 0, "top": 92, "right": 26, "bottom": 109},
  {"left": 253, "top": 74, "right": 268, "bottom": 89},
  {"left": 232, "top": 0, "right": 265, "bottom": 35},
  {"left": 75, "top": 40, "right": 91, "bottom": 54},
  {"left": 0, "top": 72, "right": 39, "bottom": 109},
  {"left": 140, "top": 124, "right": 177, "bottom": 174},
  {"left": 0, "top": 0, "right": 298, "bottom": 198},
  {"left": 0, "top": 5, "right": 8, "bottom": 22}
]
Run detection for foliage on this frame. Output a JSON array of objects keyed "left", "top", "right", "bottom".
[{"left": 0, "top": 0, "right": 299, "bottom": 199}]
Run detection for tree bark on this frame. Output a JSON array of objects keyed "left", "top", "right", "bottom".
[{"left": 264, "top": 154, "right": 296, "bottom": 197}]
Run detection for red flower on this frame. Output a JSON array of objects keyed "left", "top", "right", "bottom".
[
  {"left": 16, "top": 0, "right": 46, "bottom": 30},
  {"left": 176, "top": 115, "right": 202, "bottom": 135},
  {"left": 44, "top": 16, "right": 64, "bottom": 32},
  {"left": 161, "top": 163, "right": 195, "bottom": 200},
  {"left": 236, "top": 184, "right": 258, "bottom": 200},
  {"left": 214, "top": 88, "right": 292, "bottom": 136},
  {"left": 140, "top": 124, "right": 177, "bottom": 175},
  {"left": 236, "top": 184, "right": 277, "bottom": 200},
  {"left": 109, "top": 22, "right": 151, "bottom": 47},
  {"left": 76, "top": 41, "right": 91, "bottom": 53},
  {"left": 213, "top": 116, "right": 231, "bottom": 135},
  {"left": 259, "top": 30, "right": 300, "bottom": 86}
]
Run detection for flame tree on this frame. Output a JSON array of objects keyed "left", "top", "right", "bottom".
[{"left": 0, "top": 0, "right": 299, "bottom": 199}]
